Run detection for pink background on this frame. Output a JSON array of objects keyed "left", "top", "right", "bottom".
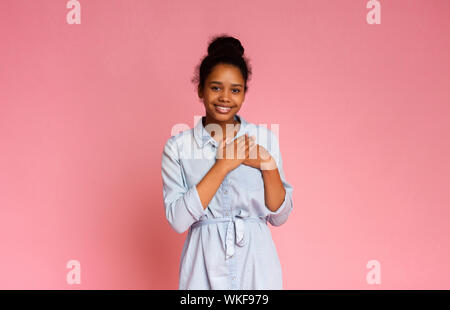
[{"left": 1, "top": 0, "right": 449, "bottom": 289}]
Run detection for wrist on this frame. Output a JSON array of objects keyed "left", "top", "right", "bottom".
[
  {"left": 214, "top": 160, "right": 231, "bottom": 175},
  {"left": 260, "top": 156, "right": 277, "bottom": 171}
]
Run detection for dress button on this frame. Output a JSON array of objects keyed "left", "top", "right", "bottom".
[{"left": 224, "top": 190, "right": 228, "bottom": 194}]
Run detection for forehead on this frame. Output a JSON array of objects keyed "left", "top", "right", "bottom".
[{"left": 207, "top": 64, "right": 244, "bottom": 83}]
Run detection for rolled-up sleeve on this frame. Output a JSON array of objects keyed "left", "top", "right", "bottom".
[
  {"left": 265, "top": 131, "right": 294, "bottom": 227},
  {"left": 161, "top": 137, "right": 207, "bottom": 233}
]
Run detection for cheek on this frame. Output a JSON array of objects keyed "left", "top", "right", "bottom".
[{"left": 205, "top": 93, "right": 217, "bottom": 102}]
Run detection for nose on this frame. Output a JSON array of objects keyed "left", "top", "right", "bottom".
[{"left": 219, "top": 95, "right": 231, "bottom": 102}]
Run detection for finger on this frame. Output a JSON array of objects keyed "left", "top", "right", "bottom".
[
  {"left": 226, "top": 137, "right": 234, "bottom": 143},
  {"left": 244, "top": 137, "right": 252, "bottom": 158},
  {"left": 245, "top": 135, "right": 251, "bottom": 149},
  {"left": 225, "top": 137, "right": 233, "bottom": 146},
  {"left": 235, "top": 137, "right": 243, "bottom": 145},
  {"left": 236, "top": 137, "right": 247, "bottom": 159},
  {"left": 247, "top": 139, "right": 257, "bottom": 157},
  {"left": 237, "top": 134, "right": 246, "bottom": 145},
  {"left": 226, "top": 138, "right": 236, "bottom": 155},
  {"left": 236, "top": 134, "right": 248, "bottom": 151},
  {"left": 236, "top": 139, "right": 245, "bottom": 152},
  {"left": 249, "top": 144, "right": 255, "bottom": 154},
  {"left": 246, "top": 139, "right": 254, "bottom": 158}
]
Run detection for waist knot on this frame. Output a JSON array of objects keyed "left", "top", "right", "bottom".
[{"left": 191, "top": 209, "right": 267, "bottom": 259}]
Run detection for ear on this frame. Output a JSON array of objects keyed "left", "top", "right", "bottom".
[{"left": 197, "top": 86, "right": 203, "bottom": 99}]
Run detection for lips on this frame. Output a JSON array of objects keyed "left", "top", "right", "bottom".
[{"left": 214, "top": 104, "right": 233, "bottom": 113}]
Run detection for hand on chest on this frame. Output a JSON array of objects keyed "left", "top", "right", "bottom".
[{"left": 180, "top": 158, "right": 264, "bottom": 192}]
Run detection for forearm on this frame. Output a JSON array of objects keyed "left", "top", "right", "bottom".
[
  {"left": 261, "top": 166, "right": 286, "bottom": 212},
  {"left": 196, "top": 162, "right": 230, "bottom": 210}
]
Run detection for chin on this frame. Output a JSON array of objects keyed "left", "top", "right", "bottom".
[
  {"left": 215, "top": 113, "right": 234, "bottom": 120},
  {"left": 208, "top": 109, "right": 230, "bottom": 118}
]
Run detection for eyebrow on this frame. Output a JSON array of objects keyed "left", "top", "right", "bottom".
[{"left": 209, "top": 81, "right": 243, "bottom": 87}]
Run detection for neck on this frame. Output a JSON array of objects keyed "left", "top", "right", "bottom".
[{"left": 203, "top": 114, "right": 241, "bottom": 142}]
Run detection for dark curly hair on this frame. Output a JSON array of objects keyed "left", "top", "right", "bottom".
[{"left": 191, "top": 34, "right": 252, "bottom": 94}]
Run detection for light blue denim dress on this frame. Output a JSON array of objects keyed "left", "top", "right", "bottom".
[{"left": 161, "top": 114, "right": 294, "bottom": 290}]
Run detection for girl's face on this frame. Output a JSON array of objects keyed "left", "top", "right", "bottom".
[{"left": 198, "top": 63, "right": 246, "bottom": 123}]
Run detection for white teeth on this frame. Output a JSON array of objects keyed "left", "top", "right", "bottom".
[{"left": 216, "top": 105, "right": 231, "bottom": 112}]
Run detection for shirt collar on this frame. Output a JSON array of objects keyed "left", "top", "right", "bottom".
[{"left": 193, "top": 114, "right": 247, "bottom": 148}]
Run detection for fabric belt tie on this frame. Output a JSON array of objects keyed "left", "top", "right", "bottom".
[{"left": 191, "top": 209, "right": 267, "bottom": 260}]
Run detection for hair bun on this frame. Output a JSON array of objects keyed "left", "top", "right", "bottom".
[
  {"left": 191, "top": 34, "right": 252, "bottom": 93},
  {"left": 207, "top": 35, "right": 244, "bottom": 57}
]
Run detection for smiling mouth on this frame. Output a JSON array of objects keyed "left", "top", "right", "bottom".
[{"left": 214, "top": 104, "right": 233, "bottom": 113}]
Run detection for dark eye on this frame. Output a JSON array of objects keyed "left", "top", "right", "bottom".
[{"left": 211, "top": 86, "right": 240, "bottom": 93}]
